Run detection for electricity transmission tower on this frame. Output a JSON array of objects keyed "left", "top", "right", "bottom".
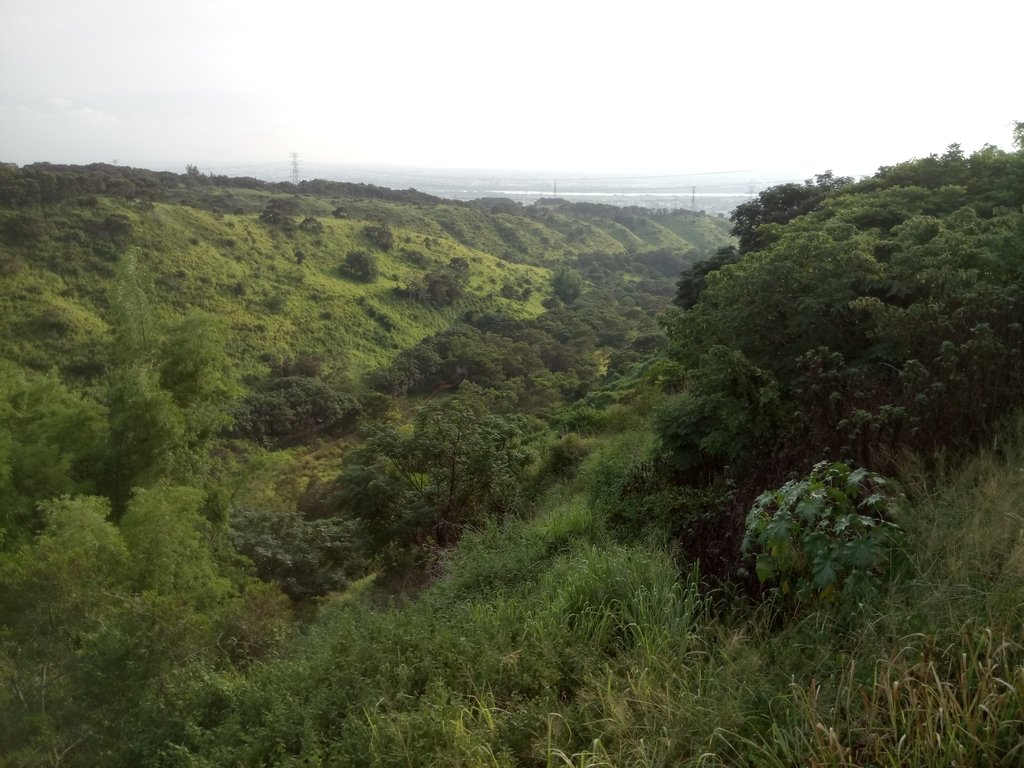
[{"left": 290, "top": 152, "right": 300, "bottom": 185}]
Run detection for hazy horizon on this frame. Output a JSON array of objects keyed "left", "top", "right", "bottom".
[{"left": 2, "top": 0, "right": 1021, "bottom": 178}]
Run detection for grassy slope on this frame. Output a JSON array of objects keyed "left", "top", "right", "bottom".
[
  {"left": 656, "top": 210, "right": 734, "bottom": 252},
  {"left": 0, "top": 193, "right": 730, "bottom": 382},
  {"left": 0, "top": 187, "right": 730, "bottom": 522}
]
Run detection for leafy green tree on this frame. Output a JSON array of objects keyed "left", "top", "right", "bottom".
[
  {"left": 337, "top": 400, "right": 532, "bottom": 551},
  {"left": 103, "top": 364, "right": 184, "bottom": 516},
  {"left": 119, "top": 484, "right": 229, "bottom": 601},
  {"left": 103, "top": 257, "right": 239, "bottom": 514},
  {"left": 230, "top": 506, "right": 359, "bottom": 599},
  {"left": 363, "top": 224, "right": 394, "bottom": 250},
  {"left": 258, "top": 198, "right": 299, "bottom": 228},
  {"left": 91, "top": 213, "right": 133, "bottom": 249},
  {"left": 1, "top": 213, "right": 46, "bottom": 245},
  {"left": 674, "top": 245, "right": 739, "bottom": 310},
  {"left": 340, "top": 250, "right": 379, "bottom": 282},
  {"left": 0, "top": 364, "right": 106, "bottom": 544},
  {"left": 232, "top": 376, "right": 360, "bottom": 446},
  {"left": 552, "top": 266, "right": 584, "bottom": 303},
  {"left": 158, "top": 312, "right": 238, "bottom": 444},
  {"left": 655, "top": 345, "right": 781, "bottom": 478},
  {"left": 664, "top": 228, "right": 883, "bottom": 381},
  {"left": 0, "top": 489, "right": 282, "bottom": 766},
  {"left": 731, "top": 171, "right": 852, "bottom": 253},
  {"left": 0, "top": 496, "right": 128, "bottom": 764},
  {"left": 399, "top": 258, "right": 472, "bottom": 307},
  {"left": 656, "top": 145, "right": 1024, "bottom": 578},
  {"left": 639, "top": 247, "right": 692, "bottom": 278},
  {"left": 368, "top": 342, "right": 444, "bottom": 396}
]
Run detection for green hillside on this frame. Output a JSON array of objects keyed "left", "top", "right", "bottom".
[
  {"left": 3, "top": 140, "right": 1024, "bottom": 767},
  {"left": 0, "top": 166, "right": 730, "bottom": 382}
]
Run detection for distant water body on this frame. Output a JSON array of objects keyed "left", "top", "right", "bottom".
[
  {"left": 293, "top": 163, "right": 779, "bottom": 216},
  {"left": 480, "top": 189, "right": 756, "bottom": 216}
]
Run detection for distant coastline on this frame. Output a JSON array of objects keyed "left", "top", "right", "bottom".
[
  {"left": 192, "top": 161, "right": 797, "bottom": 215},
  {"left": 300, "top": 165, "right": 774, "bottom": 215}
]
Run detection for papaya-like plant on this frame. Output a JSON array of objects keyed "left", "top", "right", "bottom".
[{"left": 742, "top": 461, "right": 905, "bottom": 605}]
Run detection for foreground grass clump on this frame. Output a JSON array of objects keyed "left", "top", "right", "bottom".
[
  {"left": 5, "top": 426, "right": 1023, "bottom": 767},
  {"left": 736, "top": 628, "right": 1024, "bottom": 768},
  {"left": 905, "top": 417, "right": 1024, "bottom": 627}
]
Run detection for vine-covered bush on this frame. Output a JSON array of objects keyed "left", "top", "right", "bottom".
[{"left": 742, "top": 461, "right": 906, "bottom": 604}]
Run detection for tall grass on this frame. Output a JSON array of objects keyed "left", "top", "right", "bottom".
[
  {"left": 720, "top": 628, "right": 1024, "bottom": 767},
  {"left": 902, "top": 413, "right": 1024, "bottom": 631}
]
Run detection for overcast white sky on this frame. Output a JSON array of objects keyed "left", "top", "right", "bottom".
[{"left": 1, "top": 0, "right": 1020, "bottom": 178}]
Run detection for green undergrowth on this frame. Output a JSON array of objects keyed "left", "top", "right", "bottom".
[
  {"left": 143, "top": 415, "right": 1024, "bottom": 768},
  {"left": 144, "top": 487, "right": 728, "bottom": 767}
]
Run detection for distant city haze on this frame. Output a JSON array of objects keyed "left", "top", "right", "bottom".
[
  {"left": 1, "top": 0, "right": 1021, "bottom": 179},
  {"left": 258, "top": 162, "right": 782, "bottom": 215}
]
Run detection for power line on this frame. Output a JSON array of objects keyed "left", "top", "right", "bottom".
[
  {"left": 550, "top": 169, "right": 756, "bottom": 183},
  {"left": 294, "top": 158, "right": 762, "bottom": 184},
  {"left": 202, "top": 162, "right": 288, "bottom": 173}
]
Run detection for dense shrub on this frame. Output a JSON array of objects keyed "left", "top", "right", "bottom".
[
  {"left": 230, "top": 507, "right": 359, "bottom": 600},
  {"left": 398, "top": 257, "right": 471, "bottom": 306},
  {"left": 232, "top": 377, "right": 360, "bottom": 446},
  {"left": 654, "top": 345, "right": 781, "bottom": 479},
  {"left": 258, "top": 198, "right": 298, "bottom": 228},
  {"left": 339, "top": 250, "right": 379, "bottom": 282},
  {"left": 656, "top": 145, "right": 1024, "bottom": 578},
  {"left": 552, "top": 266, "right": 583, "bottom": 303},
  {"left": 335, "top": 400, "right": 532, "bottom": 553},
  {"left": 363, "top": 223, "right": 394, "bottom": 250},
  {"left": 1, "top": 213, "right": 47, "bottom": 244}
]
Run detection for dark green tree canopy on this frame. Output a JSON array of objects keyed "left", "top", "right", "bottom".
[
  {"left": 340, "top": 250, "right": 379, "bottom": 282},
  {"left": 730, "top": 171, "right": 853, "bottom": 253},
  {"left": 552, "top": 266, "right": 584, "bottom": 304},
  {"left": 363, "top": 223, "right": 394, "bottom": 250},
  {"left": 661, "top": 144, "right": 1024, "bottom": 483},
  {"left": 232, "top": 376, "right": 360, "bottom": 447},
  {"left": 336, "top": 399, "right": 532, "bottom": 551}
]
